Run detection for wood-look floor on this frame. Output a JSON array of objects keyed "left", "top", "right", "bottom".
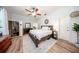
[
  {"left": 6, "top": 36, "right": 23, "bottom": 53},
  {"left": 47, "top": 39, "right": 79, "bottom": 53},
  {"left": 6, "top": 36, "right": 79, "bottom": 53}
]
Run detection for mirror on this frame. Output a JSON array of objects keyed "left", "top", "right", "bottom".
[{"left": 44, "top": 19, "right": 49, "bottom": 24}]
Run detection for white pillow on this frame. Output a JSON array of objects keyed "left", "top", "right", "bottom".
[{"left": 42, "top": 27, "right": 50, "bottom": 30}]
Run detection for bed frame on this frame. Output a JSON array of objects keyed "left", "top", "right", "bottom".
[{"left": 29, "top": 25, "right": 53, "bottom": 47}]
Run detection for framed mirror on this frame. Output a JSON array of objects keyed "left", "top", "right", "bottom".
[{"left": 44, "top": 19, "right": 49, "bottom": 24}]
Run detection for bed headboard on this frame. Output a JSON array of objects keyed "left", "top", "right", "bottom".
[{"left": 41, "top": 25, "right": 53, "bottom": 30}]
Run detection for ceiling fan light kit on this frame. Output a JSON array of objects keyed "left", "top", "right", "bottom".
[{"left": 32, "top": 12, "right": 36, "bottom": 16}]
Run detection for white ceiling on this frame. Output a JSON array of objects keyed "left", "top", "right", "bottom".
[{"left": 3, "top": 6, "right": 62, "bottom": 16}]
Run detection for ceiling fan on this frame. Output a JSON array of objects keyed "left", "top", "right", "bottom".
[{"left": 25, "top": 7, "right": 45, "bottom": 17}]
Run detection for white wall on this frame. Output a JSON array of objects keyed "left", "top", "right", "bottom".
[
  {"left": 7, "top": 13, "right": 40, "bottom": 36},
  {"left": 38, "top": 6, "right": 79, "bottom": 44},
  {"left": 8, "top": 13, "right": 39, "bottom": 28},
  {"left": 0, "top": 8, "right": 9, "bottom": 35}
]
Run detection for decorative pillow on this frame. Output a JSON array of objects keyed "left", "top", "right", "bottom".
[{"left": 42, "top": 27, "right": 50, "bottom": 30}]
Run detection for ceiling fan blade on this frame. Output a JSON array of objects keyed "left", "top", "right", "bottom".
[
  {"left": 37, "top": 13, "right": 41, "bottom": 15},
  {"left": 44, "top": 13, "right": 47, "bottom": 15},
  {"left": 25, "top": 9, "right": 31, "bottom": 12},
  {"left": 34, "top": 15, "right": 36, "bottom": 17}
]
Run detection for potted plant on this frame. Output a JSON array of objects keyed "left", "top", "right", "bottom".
[{"left": 72, "top": 23, "right": 79, "bottom": 44}]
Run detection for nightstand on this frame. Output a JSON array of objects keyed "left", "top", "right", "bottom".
[
  {"left": 23, "top": 28, "right": 33, "bottom": 34},
  {"left": 52, "top": 30, "right": 58, "bottom": 40}
]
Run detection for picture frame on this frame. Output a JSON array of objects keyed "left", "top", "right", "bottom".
[
  {"left": 25, "top": 23, "right": 31, "bottom": 28},
  {"left": 44, "top": 19, "right": 49, "bottom": 24}
]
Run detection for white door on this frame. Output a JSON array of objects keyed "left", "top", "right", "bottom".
[{"left": 59, "top": 16, "right": 71, "bottom": 41}]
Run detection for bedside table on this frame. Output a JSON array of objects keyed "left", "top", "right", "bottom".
[
  {"left": 23, "top": 28, "right": 33, "bottom": 34},
  {"left": 52, "top": 30, "right": 58, "bottom": 40}
]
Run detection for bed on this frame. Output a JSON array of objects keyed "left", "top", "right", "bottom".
[{"left": 29, "top": 25, "right": 53, "bottom": 47}]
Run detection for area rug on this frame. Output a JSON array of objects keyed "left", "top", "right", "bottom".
[{"left": 23, "top": 34, "right": 57, "bottom": 53}]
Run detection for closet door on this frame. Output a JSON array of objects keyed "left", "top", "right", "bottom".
[{"left": 59, "top": 16, "right": 71, "bottom": 41}]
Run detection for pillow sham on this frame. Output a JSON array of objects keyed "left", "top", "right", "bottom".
[{"left": 42, "top": 27, "right": 50, "bottom": 30}]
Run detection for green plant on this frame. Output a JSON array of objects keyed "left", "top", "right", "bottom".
[
  {"left": 73, "top": 23, "right": 79, "bottom": 44},
  {"left": 73, "top": 23, "right": 79, "bottom": 32}
]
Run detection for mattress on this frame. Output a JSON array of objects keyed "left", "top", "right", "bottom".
[{"left": 30, "top": 29, "right": 52, "bottom": 40}]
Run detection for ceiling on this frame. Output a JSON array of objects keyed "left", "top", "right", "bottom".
[{"left": 3, "top": 6, "right": 62, "bottom": 16}]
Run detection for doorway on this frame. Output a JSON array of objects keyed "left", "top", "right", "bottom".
[{"left": 8, "top": 21, "right": 19, "bottom": 36}]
